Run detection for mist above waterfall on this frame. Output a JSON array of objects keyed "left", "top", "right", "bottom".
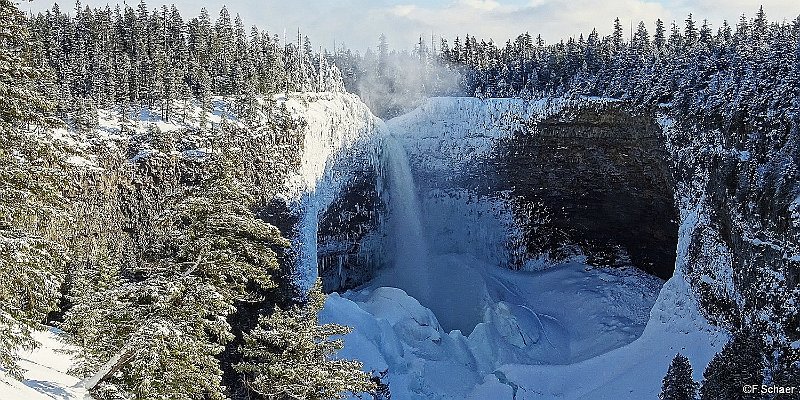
[{"left": 334, "top": 39, "right": 463, "bottom": 119}]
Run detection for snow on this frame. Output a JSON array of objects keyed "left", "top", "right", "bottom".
[
  {"left": 738, "top": 150, "right": 751, "bottom": 162},
  {"left": 321, "top": 259, "right": 723, "bottom": 399},
  {"left": 387, "top": 97, "right": 576, "bottom": 175},
  {"left": 281, "top": 92, "right": 384, "bottom": 293},
  {"left": 65, "top": 155, "right": 97, "bottom": 169},
  {"left": 0, "top": 329, "right": 87, "bottom": 400},
  {"left": 283, "top": 92, "right": 383, "bottom": 198},
  {"left": 312, "top": 96, "right": 728, "bottom": 399}
]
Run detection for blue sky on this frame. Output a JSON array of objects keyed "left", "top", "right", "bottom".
[{"left": 26, "top": 0, "right": 800, "bottom": 51}]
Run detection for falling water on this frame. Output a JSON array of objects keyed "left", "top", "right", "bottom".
[{"left": 379, "top": 134, "right": 431, "bottom": 304}]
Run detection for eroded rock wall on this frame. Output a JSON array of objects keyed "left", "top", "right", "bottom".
[
  {"left": 496, "top": 103, "right": 678, "bottom": 278},
  {"left": 384, "top": 97, "right": 678, "bottom": 278}
]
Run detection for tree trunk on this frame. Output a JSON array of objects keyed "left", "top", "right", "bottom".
[{"left": 77, "top": 347, "right": 133, "bottom": 391}]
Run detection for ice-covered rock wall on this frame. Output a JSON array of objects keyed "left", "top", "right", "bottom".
[
  {"left": 386, "top": 97, "right": 678, "bottom": 277},
  {"left": 281, "top": 93, "right": 384, "bottom": 294}
]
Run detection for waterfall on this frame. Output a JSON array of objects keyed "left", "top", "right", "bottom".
[{"left": 379, "top": 134, "right": 431, "bottom": 304}]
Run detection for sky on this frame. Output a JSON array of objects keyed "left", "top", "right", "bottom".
[{"left": 25, "top": 0, "right": 800, "bottom": 51}]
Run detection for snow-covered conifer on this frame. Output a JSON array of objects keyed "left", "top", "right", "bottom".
[
  {"left": 235, "top": 281, "right": 374, "bottom": 400},
  {"left": 660, "top": 354, "right": 698, "bottom": 400},
  {"left": 0, "top": 0, "right": 65, "bottom": 379}
]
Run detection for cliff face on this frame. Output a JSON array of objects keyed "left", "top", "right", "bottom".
[
  {"left": 496, "top": 103, "right": 677, "bottom": 278},
  {"left": 662, "top": 114, "right": 800, "bottom": 359},
  {"left": 379, "top": 98, "right": 677, "bottom": 278}
]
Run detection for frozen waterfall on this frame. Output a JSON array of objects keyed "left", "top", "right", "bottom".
[{"left": 377, "top": 134, "right": 431, "bottom": 305}]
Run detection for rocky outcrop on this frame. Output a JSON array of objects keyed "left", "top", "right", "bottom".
[
  {"left": 383, "top": 98, "right": 678, "bottom": 278},
  {"left": 495, "top": 103, "right": 677, "bottom": 278},
  {"left": 662, "top": 114, "right": 800, "bottom": 365},
  {"left": 316, "top": 171, "right": 384, "bottom": 292}
]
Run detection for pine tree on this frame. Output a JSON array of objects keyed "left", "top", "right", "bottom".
[
  {"left": 64, "top": 158, "right": 290, "bottom": 398},
  {"left": 753, "top": 6, "right": 767, "bottom": 44},
  {"left": 669, "top": 21, "right": 684, "bottom": 53},
  {"left": 685, "top": 14, "right": 698, "bottom": 46},
  {"left": 660, "top": 354, "right": 698, "bottom": 400},
  {"left": 0, "top": 0, "right": 59, "bottom": 126},
  {"left": 612, "top": 17, "right": 624, "bottom": 52},
  {"left": 235, "top": 281, "right": 375, "bottom": 400},
  {"left": 700, "top": 329, "right": 765, "bottom": 400},
  {"left": 699, "top": 20, "right": 713, "bottom": 46},
  {"left": 0, "top": 0, "right": 65, "bottom": 379},
  {"left": 654, "top": 19, "right": 666, "bottom": 53},
  {"left": 632, "top": 21, "right": 651, "bottom": 56},
  {"left": 212, "top": 6, "right": 234, "bottom": 95}
]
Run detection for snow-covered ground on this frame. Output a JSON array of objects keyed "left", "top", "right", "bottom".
[
  {"left": 322, "top": 255, "right": 724, "bottom": 400},
  {"left": 0, "top": 329, "right": 87, "bottom": 400},
  {"left": 320, "top": 235, "right": 727, "bottom": 400}
]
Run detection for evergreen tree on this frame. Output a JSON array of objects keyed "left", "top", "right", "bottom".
[
  {"left": 753, "top": 6, "right": 767, "bottom": 44},
  {"left": 1, "top": 0, "right": 58, "bottom": 126},
  {"left": 63, "top": 158, "right": 289, "bottom": 398},
  {"left": 685, "top": 14, "right": 699, "bottom": 46},
  {"left": 632, "top": 21, "right": 651, "bottom": 56},
  {"left": 660, "top": 354, "right": 698, "bottom": 400},
  {"left": 235, "top": 281, "right": 374, "bottom": 400},
  {"left": 654, "top": 19, "right": 666, "bottom": 53},
  {"left": 699, "top": 20, "right": 713, "bottom": 46},
  {"left": 700, "top": 329, "right": 765, "bottom": 400},
  {"left": 612, "top": 17, "right": 624, "bottom": 52},
  {"left": 0, "top": 0, "right": 65, "bottom": 380}
]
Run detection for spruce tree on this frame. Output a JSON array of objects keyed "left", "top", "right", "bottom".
[
  {"left": 235, "top": 281, "right": 375, "bottom": 400},
  {"left": 654, "top": 19, "right": 666, "bottom": 53},
  {"left": 660, "top": 354, "right": 698, "bottom": 400},
  {"left": 685, "top": 14, "right": 698, "bottom": 46},
  {"left": 0, "top": 0, "right": 65, "bottom": 380},
  {"left": 612, "top": 17, "right": 624, "bottom": 52},
  {"left": 700, "top": 329, "right": 765, "bottom": 400},
  {"left": 64, "top": 157, "right": 289, "bottom": 398}
]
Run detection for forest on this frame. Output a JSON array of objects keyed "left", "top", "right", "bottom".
[{"left": 1, "top": 0, "right": 799, "bottom": 399}]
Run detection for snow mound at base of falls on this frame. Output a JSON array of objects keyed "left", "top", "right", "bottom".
[{"left": 321, "top": 258, "right": 725, "bottom": 400}]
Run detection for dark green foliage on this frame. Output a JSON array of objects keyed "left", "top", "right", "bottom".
[
  {"left": 700, "top": 330, "right": 765, "bottom": 400},
  {"left": 0, "top": 0, "right": 65, "bottom": 380},
  {"left": 27, "top": 2, "right": 344, "bottom": 126},
  {"left": 62, "top": 158, "right": 289, "bottom": 399},
  {"left": 235, "top": 281, "right": 374, "bottom": 400},
  {"left": 660, "top": 354, "right": 698, "bottom": 400},
  {"left": 369, "top": 369, "right": 392, "bottom": 400},
  {"left": 0, "top": 0, "right": 58, "bottom": 127}
]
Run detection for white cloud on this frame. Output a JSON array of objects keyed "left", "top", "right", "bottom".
[
  {"left": 391, "top": 4, "right": 418, "bottom": 16},
  {"left": 458, "top": 0, "right": 502, "bottom": 11}
]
